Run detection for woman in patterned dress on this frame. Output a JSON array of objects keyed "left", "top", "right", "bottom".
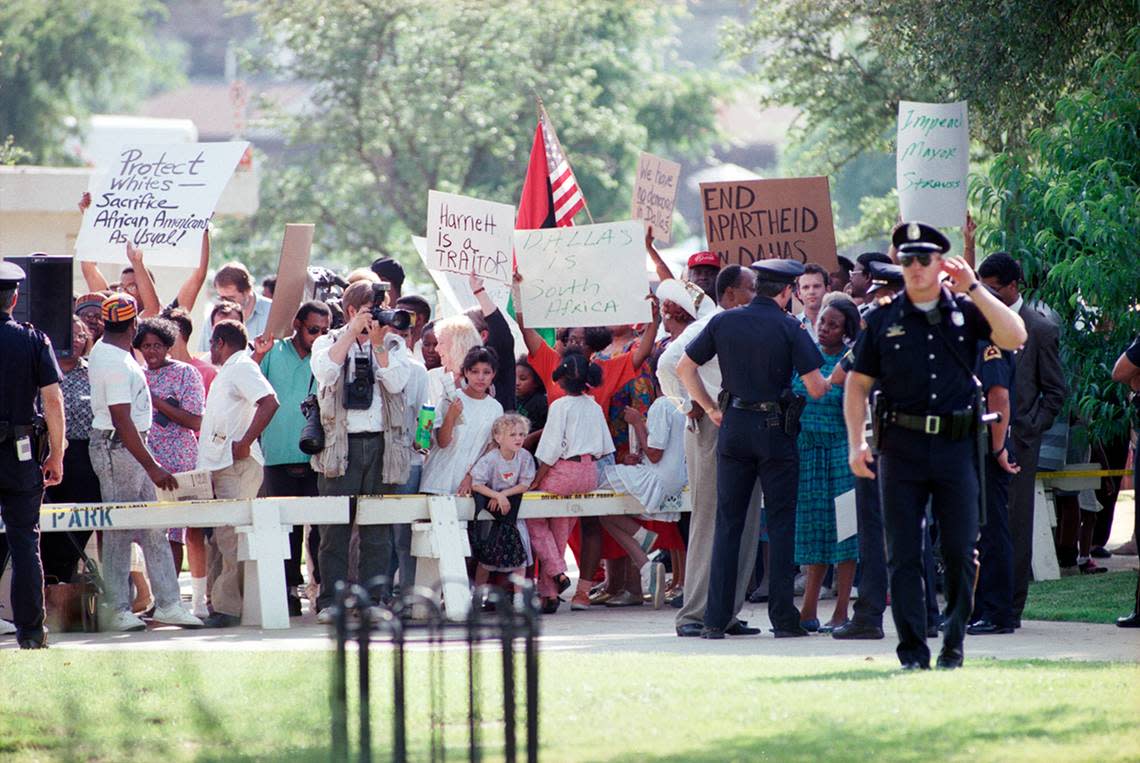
[{"left": 793, "top": 299, "right": 861, "bottom": 632}]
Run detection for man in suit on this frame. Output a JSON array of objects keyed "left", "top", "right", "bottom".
[{"left": 978, "top": 252, "right": 1067, "bottom": 624}]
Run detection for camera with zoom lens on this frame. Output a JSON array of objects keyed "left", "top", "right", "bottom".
[
  {"left": 367, "top": 282, "right": 412, "bottom": 331},
  {"left": 298, "top": 394, "right": 325, "bottom": 454}
]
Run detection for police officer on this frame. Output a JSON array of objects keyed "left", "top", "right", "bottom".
[
  {"left": 678, "top": 259, "right": 830, "bottom": 639},
  {"left": 968, "top": 332, "right": 1020, "bottom": 635},
  {"left": 0, "top": 261, "right": 66, "bottom": 649},
  {"left": 844, "top": 223, "right": 1026, "bottom": 669}
]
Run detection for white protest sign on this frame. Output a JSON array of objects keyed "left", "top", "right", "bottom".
[
  {"left": 76, "top": 142, "right": 249, "bottom": 265},
  {"left": 411, "top": 236, "right": 511, "bottom": 318},
  {"left": 513, "top": 220, "right": 650, "bottom": 328},
  {"left": 631, "top": 152, "right": 681, "bottom": 244},
  {"left": 426, "top": 190, "right": 514, "bottom": 282},
  {"left": 896, "top": 101, "right": 969, "bottom": 228}
]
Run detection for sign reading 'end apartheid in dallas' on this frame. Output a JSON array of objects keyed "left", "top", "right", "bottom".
[
  {"left": 426, "top": 190, "right": 515, "bottom": 282},
  {"left": 75, "top": 142, "right": 249, "bottom": 266},
  {"left": 700, "top": 177, "right": 838, "bottom": 271},
  {"left": 896, "top": 100, "right": 969, "bottom": 228},
  {"left": 631, "top": 152, "right": 681, "bottom": 245},
  {"left": 514, "top": 220, "right": 651, "bottom": 329}
]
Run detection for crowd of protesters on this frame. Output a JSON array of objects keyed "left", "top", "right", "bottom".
[{"left": 1, "top": 201, "right": 1137, "bottom": 644}]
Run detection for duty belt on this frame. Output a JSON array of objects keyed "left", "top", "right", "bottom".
[
  {"left": 0, "top": 422, "right": 36, "bottom": 443},
  {"left": 886, "top": 410, "right": 975, "bottom": 440},
  {"left": 729, "top": 398, "right": 780, "bottom": 413}
]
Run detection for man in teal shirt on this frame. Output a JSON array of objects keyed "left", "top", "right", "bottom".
[{"left": 252, "top": 300, "right": 332, "bottom": 617}]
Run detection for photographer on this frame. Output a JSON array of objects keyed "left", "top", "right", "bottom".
[{"left": 309, "top": 280, "right": 413, "bottom": 622}]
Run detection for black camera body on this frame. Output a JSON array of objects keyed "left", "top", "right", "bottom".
[
  {"left": 343, "top": 355, "right": 375, "bottom": 410},
  {"left": 298, "top": 394, "right": 325, "bottom": 454}
]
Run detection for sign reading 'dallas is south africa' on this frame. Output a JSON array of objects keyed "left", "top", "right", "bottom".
[
  {"left": 76, "top": 142, "right": 249, "bottom": 265},
  {"left": 514, "top": 220, "right": 651, "bottom": 329},
  {"left": 896, "top": 100, "right": 969, "bottom": 228},
  {"left": 699, "top": 177, "right": 837, "bottom": 271},
  {"left": 631, "top": 152, "right": 681, "bottom": 244},
  {"left": 426, "top": 190, "right": 515, "bottom": 282}
]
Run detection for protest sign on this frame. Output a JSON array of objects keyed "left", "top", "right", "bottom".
[
  {"left": 631, "top": 152, "right": 681, "bottom": 244},
  {"left": 700, "top": 177, "right": 837, "bottom": 271},
  {"left": 513, "top": 220, "right": 650, "bottom": 328},
  {"left": 263, "top": 224, "right": 316, "bottom": 339},
  {"left": 75, "top": 142, "right": 248, "bottom": 266},
  {"left": 426, "top": 190, "right": 515, "bottom": 282},
  {"left": 412, "top": 236, "right": 511, "bottom": 318},
  {"left": 896, "top": 100, "right": 969, "bottom": 228}
]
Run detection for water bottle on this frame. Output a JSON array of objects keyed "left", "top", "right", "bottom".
[{"left": 415, "top": 405, "right": 436, "bottom": 450}]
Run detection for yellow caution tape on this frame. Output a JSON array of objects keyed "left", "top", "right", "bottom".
[{"left": 1035, "top": 469, "right": 1131, "bottom": 479}]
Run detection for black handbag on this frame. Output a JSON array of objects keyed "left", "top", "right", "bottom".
[{"left": 472, "top": 494, "right": 527, "bottom": 569}]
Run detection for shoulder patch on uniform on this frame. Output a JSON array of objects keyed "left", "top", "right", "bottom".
[
  {"left": 799, "top": 322, "right": 809, "bottom": 330},
  {"left": 877, "top": 295, "right": 893, "bottom": 307},
  {"left": 983, "top": 344, "right": 1001, "bottom": 362}
]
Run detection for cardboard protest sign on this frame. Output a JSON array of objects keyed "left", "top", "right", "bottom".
[
  {"left": 412, "top": 235, "right": 511, "bottom": 318},
  {"left": 75, "top": 142, "right": 249, "bottom": 266},
  {"left": 426, "top": 190, "right": 515, "bottom": 282},
  {"left": 263, "top": 224, "right": 316, "bottom": 339},
  {"left": 513, "top": 220, "right": 650, "bottom": 328},
  {"left": 896, "top": 101, "right": 969, "bottom": 228},
  {"left": 631, "top": 152, "right": 681, "bottom": 244},
  {"left": 700, "top": 177, "right": 837, "bottom": 271}
]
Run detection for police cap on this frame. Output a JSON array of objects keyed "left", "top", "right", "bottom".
[
  {"left": 0, "top": 260, "right": 27, "bottom": 289},
  {"left": 749, "top": 258, "right": 805, "bottom": 285},
  {"left": 866, "top": 261, "right": 904, "bottom": 294},
  {"left": 893, "top": 222, "right": 951, "bottom": 255}
]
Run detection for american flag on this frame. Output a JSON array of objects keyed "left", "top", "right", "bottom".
[{"left": 540, "top": 107, "right": 585, "bottom": 226}]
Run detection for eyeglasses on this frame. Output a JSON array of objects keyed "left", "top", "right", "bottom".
[
  {"left": 898, "top": 252, "right": 933, "bottom": 268},
  {"left": 304, "top": 326, "right": 330, "bottom": 336}
]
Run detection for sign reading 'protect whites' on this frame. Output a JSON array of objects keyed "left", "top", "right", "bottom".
[{"left": 76, "top": 142, "right": 248, "bottom": 266}]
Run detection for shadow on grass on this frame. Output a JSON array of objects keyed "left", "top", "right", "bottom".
[{"left": 743, "top": 657, "right": 1127, "bottom": 685}]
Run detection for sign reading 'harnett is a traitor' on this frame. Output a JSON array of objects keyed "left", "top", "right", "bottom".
[
  {"left": 514, "top": 220, "right": 651, "bottom": 328},
  {"left": 426, "top": 190, "right": 515, "bottom": 282},
  {"left": 896, "top": 100, "right": 969, "bottom": 228},
  {"left": 75, "top": 142, "right": 248, "bottom": 266},
  {"left": 700, "top": 177, "right": 837, "bottom": 271}
]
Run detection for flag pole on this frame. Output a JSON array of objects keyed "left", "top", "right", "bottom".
[{"left": 536, "top": 98, "right": 594, "bottom": 225}]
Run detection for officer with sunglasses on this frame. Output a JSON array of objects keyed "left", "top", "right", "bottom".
[{"left": 842, "top": 222, "right": 1027, "bottom": 671}]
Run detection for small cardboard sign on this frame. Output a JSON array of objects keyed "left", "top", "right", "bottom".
[
  {"left": 426, "top": 190, "right": 515, "bottom": 282},
  {"left": 76, "top": 142, "right": 248, "bottom": 265},
  {"left": 699, "top": 177, "right": 837, "bottom": 271},
  {"left": 513, "top": 220, "right": 650, "bottom": 328},
  {"left": 896, "top": 100, "right": 969, "bottom": 228},
  {"left": 263, "top": 224, "right": 316, "bottom": 339},
  {"left": 631, "top": 152, "right": 681, "bottom": 244}
]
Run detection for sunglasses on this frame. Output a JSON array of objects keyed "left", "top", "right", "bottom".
[
  {"left": 898, "top": 252, "right": 933, "bottom": 268},
  {"left": 304, "top": 326, "right": 330, "bottom": 336}
]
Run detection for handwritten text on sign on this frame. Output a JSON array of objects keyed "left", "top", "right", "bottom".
[
  {"left": 426, "top": 190, "right": 515, "bottom": 282},
  {"left": 896, "top": 100, "right": 969, "bottom": 228},
  {"left": 75, "top": 142, "right": 248, "bottom": 265},
  {"left": 514, "top": 220, "right": 650, "bottom": 328},
  {"left": 700, "top": 177, "right": 837, "bottom": 271},
  {"left": 631, "top": 152, "right": 681, "bottom": 244}
]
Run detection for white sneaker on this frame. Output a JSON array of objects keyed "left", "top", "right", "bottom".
[
  {"left": 0, "top": 619, "right": 16, "bottom": 635},
  {"left": 152, "top": 604, "right": 204, "bottom": 629},
  {"left": 103, "top": 609, "right": 146, "bottom": 632},
  {"left": 639, "top": 561, "right": 666, "bottom": 609},
  {"left": 316, "top": 607, "right": 336, "bottom": 625},
  {"left": 192, "top": 601, "right": 210, "bottom": 619}
]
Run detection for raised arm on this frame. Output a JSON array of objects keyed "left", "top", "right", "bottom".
[
  {"left": 942, "top": 257, "right": 1027, "bottom": 350},
  {"left": 126, "top": 244, "right": 161, "bottom": 317},
  {"left": 512, "top": 271, "right": 547, "bottom": 357},
  {"left": 645, "top": 225, "right": 675, "bottom": 283},
  {"left": 630, "top": 296, "right": 661, "bottom": 371},
  {"left": 175, "top": 230, "right": 212, "bottom": 312}
]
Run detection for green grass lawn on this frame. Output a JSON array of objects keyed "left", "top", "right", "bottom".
[
  {"left": 1, "top": 650, "right": 1137, "bottom": 762},
  {"left": 1024, "top": 570, "right": 1138, "bottom": 623}
]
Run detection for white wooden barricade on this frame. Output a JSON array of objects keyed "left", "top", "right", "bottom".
[
  {"left": 1032, "top": 463, "right": 1104, "bottom": 581},
  {"left": 355, "top": 490, "right": 692, "bottom": 621},
  {"left": 1, "top": 497, "right": 350, "bottom": 630}
]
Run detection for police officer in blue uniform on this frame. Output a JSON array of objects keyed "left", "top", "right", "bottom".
[
  {"left": 844, "top": 223, "right": 1026, "bottom": 669},
  {"left": 678, "top": 259, "right": 830, "bottom": 639},
  {"left": 0, "top": 261, "right": 66, "bottom": 649},
  {"left": 968, "top": 335, "right": 1020, "bottom": 635}
]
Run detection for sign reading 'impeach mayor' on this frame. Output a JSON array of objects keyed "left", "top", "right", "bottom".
[
  {"left": 700, "top": 177, "right": 837, "bottom": 271},
  {"left": 76, "top": 142, "right": 248, "bottom": 266},
  {"left": 514, "top": 220, "right": 650, "bottom": 329},
  {"left": 896, "top": 100, "right": 969, "bottom": 228}
]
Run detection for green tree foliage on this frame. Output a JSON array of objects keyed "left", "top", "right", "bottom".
[
  {"left": 972, "top": 33, "right": 1140, "bottom": 439},
  {"left": 220, "top": 0, "right": 721, "bottom": 275},
  {"left": 0, "top": 0, "right": 179, "bottom": 163}
]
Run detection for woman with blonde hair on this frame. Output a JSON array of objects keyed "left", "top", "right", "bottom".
[{"left": 428, "top": 314, "right": 484, "bottom": 405}]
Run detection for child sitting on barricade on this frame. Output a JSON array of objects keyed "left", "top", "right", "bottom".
[{"left": 469, "top": 414, "right": 536, "bottom": 593}]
